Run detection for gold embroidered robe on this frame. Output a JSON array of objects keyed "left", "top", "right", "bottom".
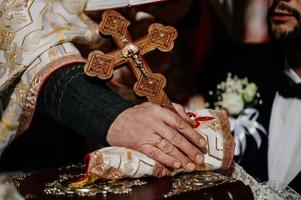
[{"left": 0, "top": 0, "right": 111, "bottom": 156}]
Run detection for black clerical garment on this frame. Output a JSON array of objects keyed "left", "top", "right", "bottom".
[{"left": 0, "top": 63, "right": 134, "bottom": 172}]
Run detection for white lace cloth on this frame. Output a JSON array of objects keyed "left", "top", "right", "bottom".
[{"left": 232, "top": 164, "right": 301, "bottom": 200}]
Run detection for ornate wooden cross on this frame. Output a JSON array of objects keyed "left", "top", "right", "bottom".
[{"left": 84, "top": 10, "right": 177, "bottom": 112}]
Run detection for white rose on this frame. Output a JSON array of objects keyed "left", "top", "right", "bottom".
[
  {"left": 243, "top": 83, "right": 257, "bottom": 103},
  {"left": 220, "top": 92, "right": 244, "bottom": 115}
]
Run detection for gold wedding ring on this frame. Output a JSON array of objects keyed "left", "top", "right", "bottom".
[{"left": 155, "top": 137, "right": 163, "bottom": 146}]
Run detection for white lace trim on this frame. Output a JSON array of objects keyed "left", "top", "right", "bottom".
[{"left": 232, "top": 163, "right": 301, "bottom": 200}]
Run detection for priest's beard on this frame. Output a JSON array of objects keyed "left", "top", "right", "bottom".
[{"left": 268, "top": 2, "right": 301, "bottom": 52}]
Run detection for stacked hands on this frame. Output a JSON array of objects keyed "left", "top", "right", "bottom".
[{"left": 106, "top": 102, "right": 207, "bottom": 172}]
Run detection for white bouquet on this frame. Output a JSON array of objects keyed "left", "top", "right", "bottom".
[{"left": 209, "top": 73, "right": 266, "bottom": 162}]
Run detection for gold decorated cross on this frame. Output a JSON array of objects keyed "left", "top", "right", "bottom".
[{"left": 84, "top": 10, "right": 177, "bottom": 112}]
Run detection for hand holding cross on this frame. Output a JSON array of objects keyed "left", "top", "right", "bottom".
[{"left": 84, "top": 10, "right": 206, "bottom": 171}]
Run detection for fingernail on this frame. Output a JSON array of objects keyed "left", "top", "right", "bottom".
[
  {"left": 173, "top": 161, "right": 181, "bottom": 168},
  {"left": 199, "top": 139, "right": 206, "bottom": 147},
  {"left": 186, "top": 162, "right": 195, "bottom": 171},
  {"left": 196, "top": 154, "right": 204, "bottom": 164}
]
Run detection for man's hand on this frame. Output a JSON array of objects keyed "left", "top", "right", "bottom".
[{"left": 106, "top": 102, "right": 206, "bottom": 172}]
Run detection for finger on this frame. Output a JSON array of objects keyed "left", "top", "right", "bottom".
[
  {"left": 159, "top": 109, "right": 206, "bottom": 148},
  {"left": 156, "top": 122, "right": 204, "bottom": 166},
  {"left": 172, "top": 103, "right": 194, "bottom": 126},
  {"left": 156, "top": 138, "right": 196, "bottom": 172},
  {"left": 139, "top": 144, "right": 181, "bottom": 169}
]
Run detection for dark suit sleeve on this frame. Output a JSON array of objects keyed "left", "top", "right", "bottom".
[{"left": 37, "top": 63, "right": 134, "bottom": 146}]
